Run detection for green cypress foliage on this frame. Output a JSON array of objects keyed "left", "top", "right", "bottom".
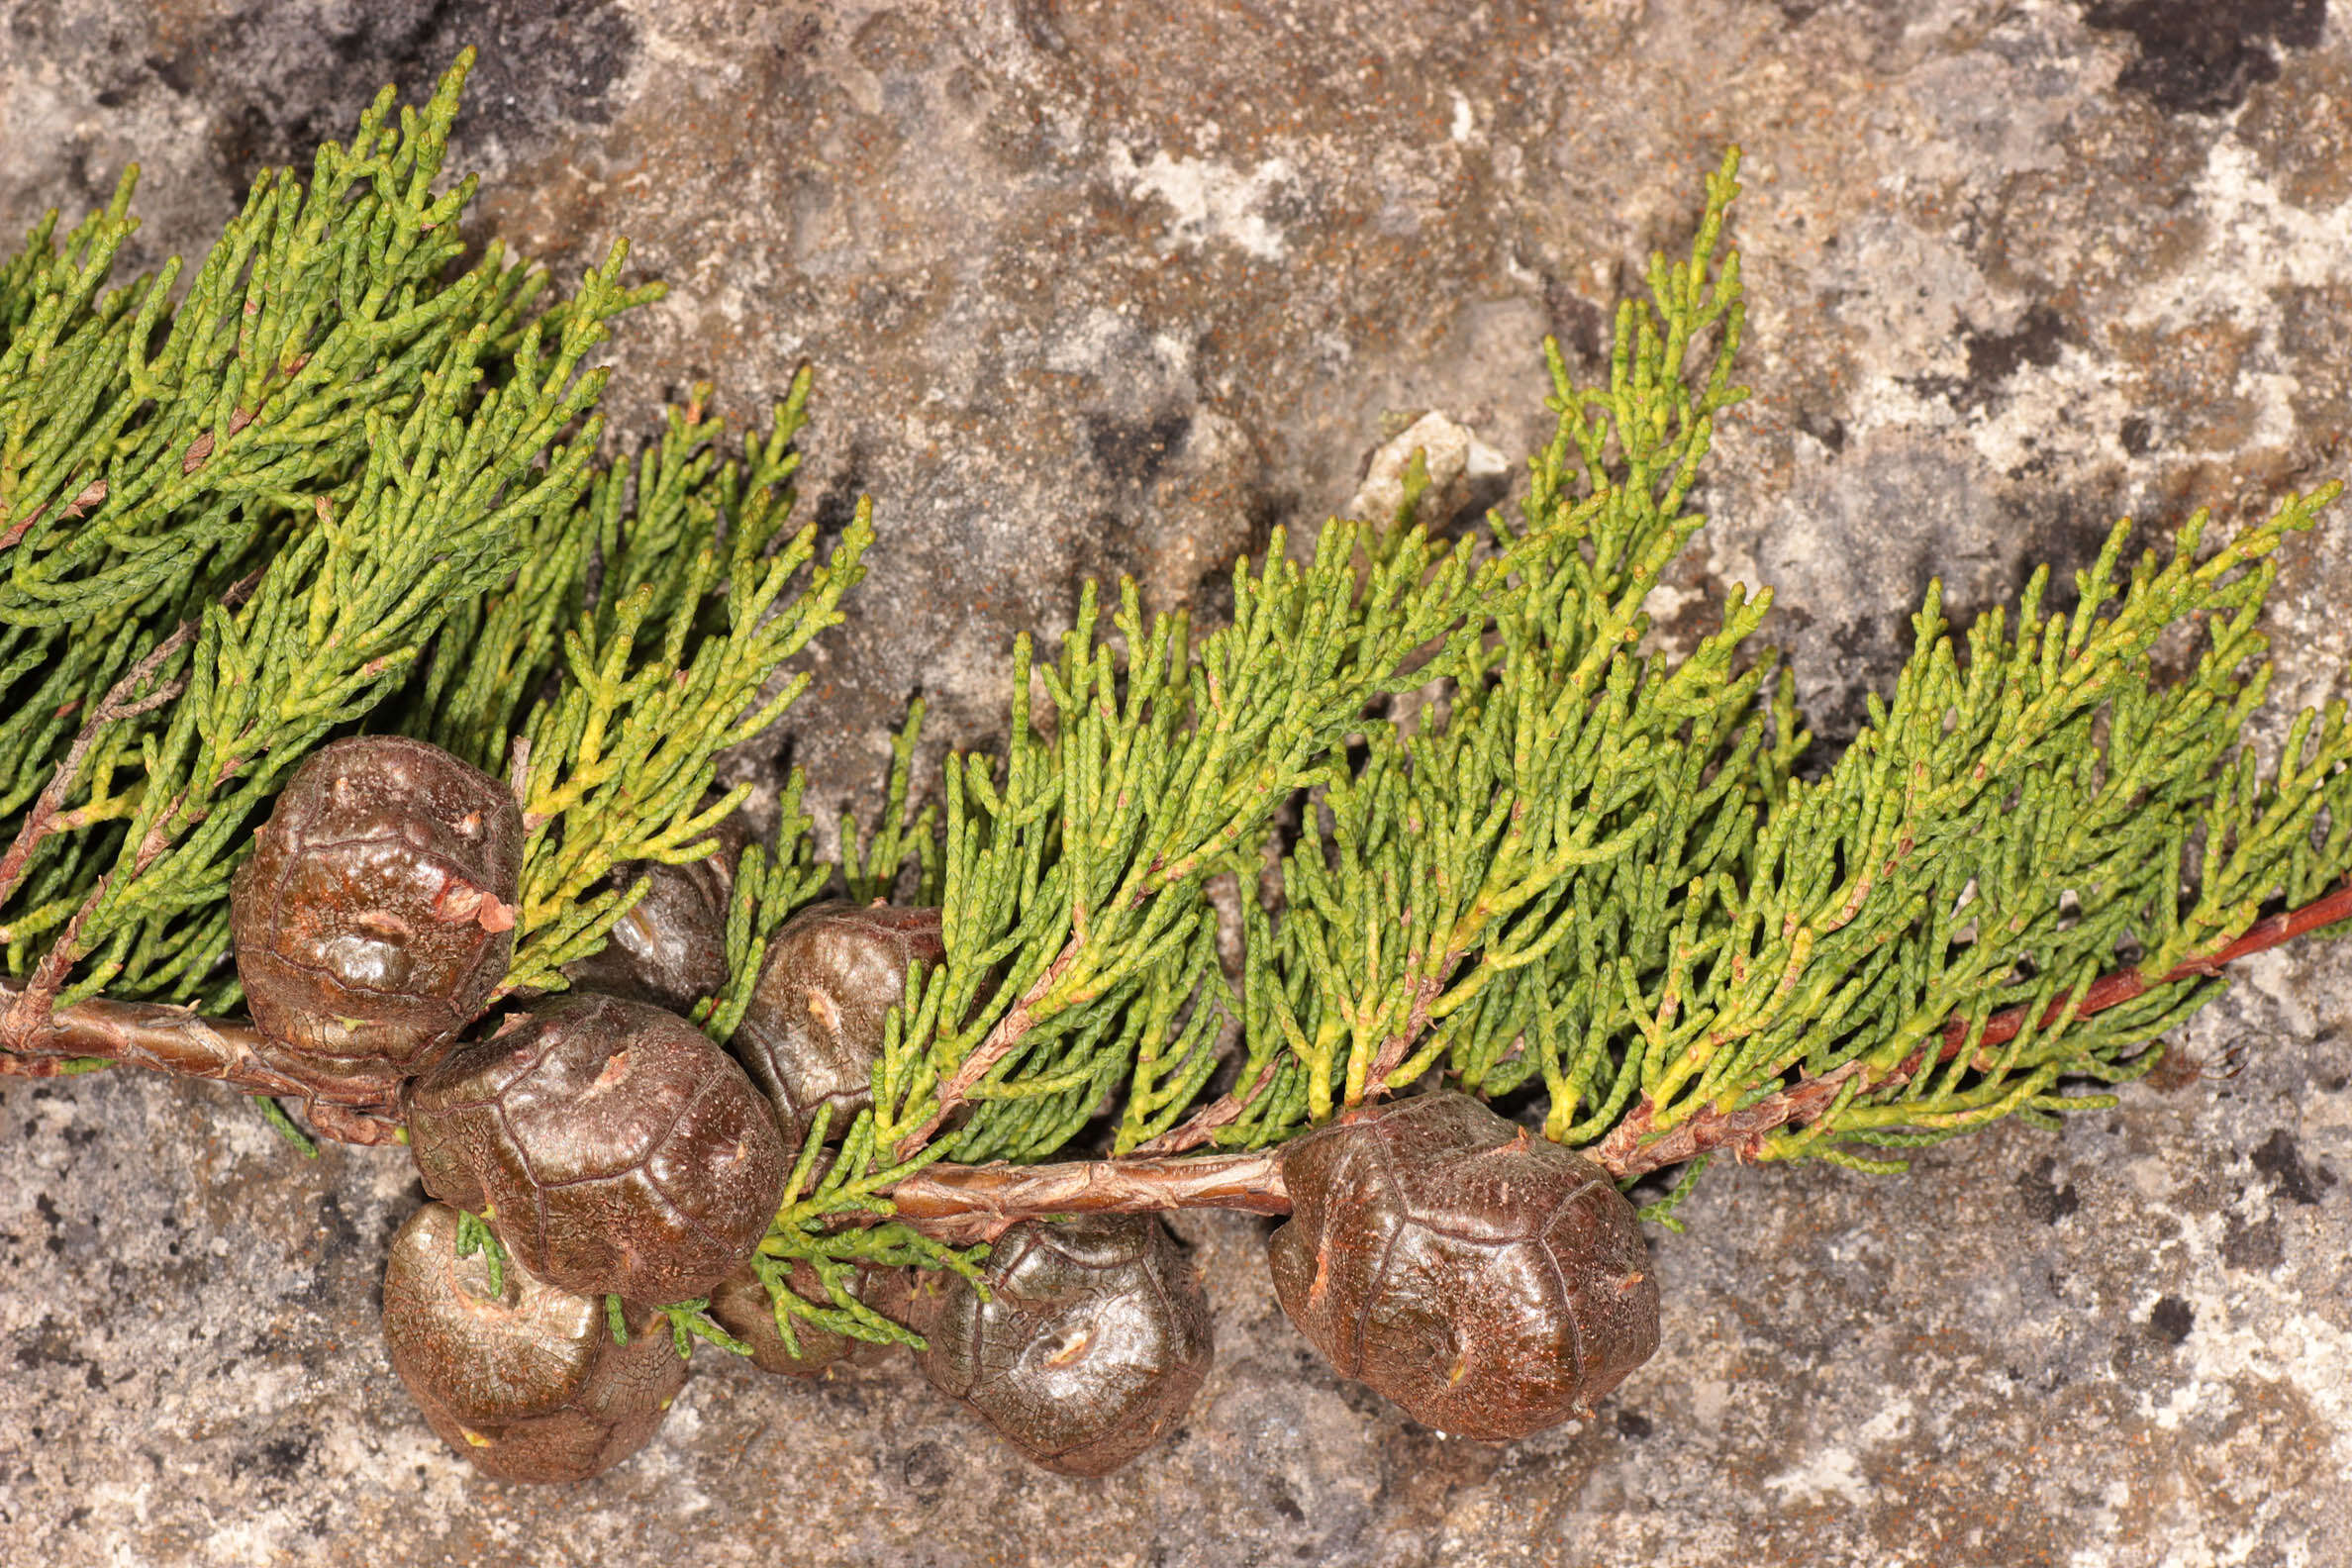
[{"left": 5, "top": 59, "right": 2350, "bottom": 1342}]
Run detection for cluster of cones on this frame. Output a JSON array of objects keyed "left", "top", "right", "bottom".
[{"left": 233, "top": 735, "right": 1662, "bottom": 1484}]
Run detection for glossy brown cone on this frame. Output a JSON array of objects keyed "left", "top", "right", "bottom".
[
  {"left": 561, "top": 825, "right": 743, "bottom": 1014},
  {"left": 733, "top": 901, "right": 945, "bottom": 1138},
  {"left": 405, "top": 993, "right": 787, "bottom": 1304},
  {"left": 921, "top": 1214, "right": 1212, "bottom": 1477},
  {"left": 231, "top": 735, "right": 523, "bottom": 1087},
  {"left": 382, "top": 1203, "right": 684, "bottom": 1484},
  {"left": 1267, "top": 1092, "right": 1659, "bottom": 1441}
]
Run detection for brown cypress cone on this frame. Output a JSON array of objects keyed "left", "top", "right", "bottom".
[
  {"left": 230, "top": 735, "right": 523, "bottom": 1089},
  {"left": 733, "top": 901, "right": 945, "bottom": 1139},
  {"left": 920, "top": 1214, "right": 1213, "bottom": 1477},
  {"left": 706, "top": 1259, "right": 914, "bottom": 1376},
  {"left": 1267, "top": 1091, "right": 1659, "bottom": 1440},
  {"left": 561, "top": 819, "right": 746, "bottom": 1014},
  {"left": 381, "top": 1202, "right": 685, "bottom": 1485},
  {"left": 405, "top": 993, "right": 787, "bottom": 1305}
]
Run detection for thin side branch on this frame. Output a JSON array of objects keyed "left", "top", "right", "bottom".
[
  {"left": 1368, "top": 969, "right": 1447, "bottom": 1089},
  {"left": 892, "top": 939, "right": 1081, "bottom": 1159},
  {"left": 0, "top": 476, "right": 107, "bottom": 553},
  {"left": 1131, "top": 1055, "right": 1279, "bottom": 1155},
  {"left": 1594, "top": 877, "right": 2352, "bottom": 1179},
  {"left": 0, "top": 620, "right": 199, "bottom": 914}
]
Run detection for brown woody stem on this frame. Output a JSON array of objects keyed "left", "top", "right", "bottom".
[
  {"left": 7, "top": 881, "right": 2350, "bottom": 1226},
  {"left": 0, "top": 981, "right": 405, "bottom": 1144},
  {"left": 880, "top": 1150, "right": 1290, "bottom": 1244}
]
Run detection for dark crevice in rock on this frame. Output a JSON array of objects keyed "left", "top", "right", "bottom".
[
  {"left": 2251, "top": 1127, "right": 2334, "bottom": 1206},
  {"left": 12, "top": 1315, "right": 104, "bottom": 1391},
  {"left": 1963, "top": 304, "right": 2070, "bottom": 403},
  {"left": 229, "top": 1427, "right": 318, "bottom": 1486},
  {"left": 2080, "top": 0, "right": 2325, "bottom": 115},
  {"left": 1087, "top": 410, "right": 1194, "bottom": 490},
  {"left": 1797, "top": 406, "right": 1849, "bottom": 453},
  {"left": 172, "top": 0, "right": 639, "bottom": 189},
  {"left": 2015, "top": 1157, "right": 2082, "bottom": 1225},
  {"left": 2222, "top": 1213, "right": 2285, "bottom": 1271}
]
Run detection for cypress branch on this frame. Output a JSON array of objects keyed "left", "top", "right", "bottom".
[{"left": 2, "top": 66, "right": 2350, "bottom": 1343}]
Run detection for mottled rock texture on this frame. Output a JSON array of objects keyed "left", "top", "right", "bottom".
[{"left": 6, "top": 1, "right": 2352, "bottom": 1563}]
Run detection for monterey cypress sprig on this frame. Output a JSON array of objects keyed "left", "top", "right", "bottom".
[
  {"left": 1232, "top": 151, "right": 1789, "bottom": 1148},
  {"left": 1594, "top": 484, "right": 2352, "bottom": 1188},
  {"left": 6, "top": 57, "right": 2352, "bottom": 1338},
  {"left": 833, "top": 150, "right": 1777, "bottom": 1183},
  {"left": 859, "top": 458, "right": 1610, "bottom": 1173},
  {"left": 0, "top": 50, "right": 631, "bottom": 827},
  {"left": 753, "top": 1100, "right": 985, "bottom": 1355}
]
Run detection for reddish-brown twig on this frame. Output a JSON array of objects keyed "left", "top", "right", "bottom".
[
  {"left": 0, "top": 624, "right": 198, "bottom": 915},
  {"left": 891, "top": 940, "right": 1082, "bottom": 1160},
  {"left": 1594, "top": 879, "right": 2352, "bottom": 1179},
  {"left": 881, "top": 1149, "right": 1290, "bottom": 1244},
  {"left": 916, "top": 879, "right": 2352, "bottom": 1221},
  {"left": 0, "top": 476, "right": 107, "bottom": 553},
  {"left": 0, "top": 980, "right": 404, "bottom": 1142},
  {"left": 1952, "top": 879, "right": 2352, "bottom": 1052}
]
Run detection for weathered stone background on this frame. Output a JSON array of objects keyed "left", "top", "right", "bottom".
[{"left": 5, "top": 0, "right": 2352, "bottom": 1563}]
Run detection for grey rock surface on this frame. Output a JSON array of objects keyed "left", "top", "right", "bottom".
[{"left": 4, "top": 0, "right": 2352, "bottom": 1563}]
